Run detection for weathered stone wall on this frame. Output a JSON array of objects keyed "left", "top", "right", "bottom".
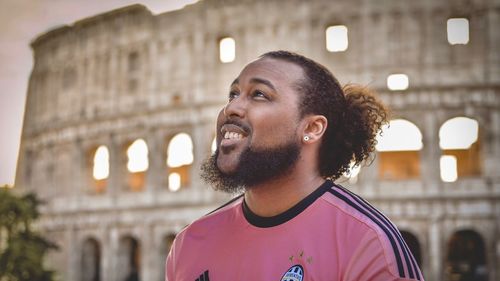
[{"left": 15, "top": 0, "right": 500, "bottom": 280}]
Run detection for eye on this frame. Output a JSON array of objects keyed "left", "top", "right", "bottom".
[
  {"left": 252, "top": 90, "right": 269, "bottom": 100},
  {"left": 228, "top": 91, "right": 239, "bottom": 101}
]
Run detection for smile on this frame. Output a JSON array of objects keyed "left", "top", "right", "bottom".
[
  {"left": 220, "top": 123, "right": 249, "bottom": 148},
  {"left": 224, "top": 132, "right": 243, "bottom": 140}
]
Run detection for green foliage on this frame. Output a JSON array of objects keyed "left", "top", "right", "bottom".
[{"left": 0, "top": 186, "right": 58, "bottom": 281}]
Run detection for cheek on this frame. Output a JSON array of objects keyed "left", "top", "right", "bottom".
[
  {"left": 252, "top": 117, "right": 298, "bottom": 146},
  {"left": 216, "top": 109, "right": 224, "bottom": 128}
]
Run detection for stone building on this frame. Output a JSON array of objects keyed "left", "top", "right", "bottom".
[{"left": 15, "top": 0, "right": 500, "bottom": 280}]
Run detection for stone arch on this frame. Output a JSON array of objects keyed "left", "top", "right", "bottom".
[
  {"left": 400, "top": 230, "right": 422, "bottom": 267},
  {"left": 118, "top": 235, "right": 141, "bottom": 281},
  {"left": 166, "top": 132, "right": 194, "bottom": 192},
  {"left": 376, "top": 119, "right": 423, "bottom": 180},
  {"left": 445, "top": 229, "right": 488, "bottom": 281},
  {"left": 88, "top": 145, "right": 109, "bottom": 194},
  {"left": 439, "top": 116, "right": 481, "bottom": 181},
  {"left": 81, "top": 237, "right": 101, "bottom": 281},
  {"left": 162, "top": 233, "right": 176, "bottom": 256},
  {"left": 126, "top": 138, "right": 149, "bottom": 192}
]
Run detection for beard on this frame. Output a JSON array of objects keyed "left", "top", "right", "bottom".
[{"left": 200, "top": 140, "right": 301, "bottom": 193}]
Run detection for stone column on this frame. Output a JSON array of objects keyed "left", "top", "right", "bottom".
[
  {"left": 109, "top": 48, "right": 118, "bottom": 110},
  {"left": 192, "top": 29, "right": 205, "bottom": 104},
  {"left": 146, "top": 131, "right": 166, "bottom": 191},
  {"left": 420, "top": 112, "right": 441, "bottom": 194},
  {"left": 147, "top": 40, "right": 158, "bottom": 95},
  {"left": 107, "top": 227, "right": 121, "bottom": 281},
  {"left": 140, "top": 223, "right": 156, "bottom": 281},
  {"left": 494, "top": 233, "right": 500, "bottom": 281},
  {"left": 358, "top": 153, "right": 379, "bottom": 196},
  {"left": 483, "top": 110, "right": 500, "bottom": 178},
  {"left": 101, "top": 225, "right": 113, "bottom": 281},
  {"left": 428, "top": 217, "right": 443, "bottom": 281},
  {"left": 108, "top": 136, "right": 126, "bottom": 195},
  {"left": 71, "top": 139, "right": 86, "bottom": 197},
  {"left": 487, "top": 7, "right": 500, "bottom": 85},
  {"left": 67, "top": 225, "right": 79, "bottom": 281},
  {"left": 190, "top": 122, "right": 213, "bottom": 189}
]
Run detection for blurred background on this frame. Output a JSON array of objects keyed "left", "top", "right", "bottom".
[{"left": 2, "top": 0, "right": 499, "bottom": 280}]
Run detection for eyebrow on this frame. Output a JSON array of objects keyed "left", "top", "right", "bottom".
[{"left": 231, "top": 77, "right": 277, "bottom": 92}]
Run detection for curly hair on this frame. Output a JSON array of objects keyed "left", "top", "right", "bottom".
[{"left": 260, "top": 51, "right": 389, "bottom": 180}]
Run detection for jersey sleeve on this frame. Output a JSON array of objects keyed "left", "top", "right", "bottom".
[{"left": 343, "top": 228, "right": 424, "bottom": 281}]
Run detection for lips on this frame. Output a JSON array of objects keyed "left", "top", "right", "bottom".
[{"left": 220, "top": 123, "right": 249, "bottom": 147}]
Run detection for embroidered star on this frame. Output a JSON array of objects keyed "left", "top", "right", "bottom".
[
  {"left": 307, "top": 256, "right": 313, "bottom": 264},
  {"left": 299, "top": 250, "right": 304, "bottom": 258},
  {"left": 289, "top": 255, "right": 294, "bottom": 262}
]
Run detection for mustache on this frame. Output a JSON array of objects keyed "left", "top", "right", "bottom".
[{"left": 221, "top": 119, "right": 251, "bottom": 134}]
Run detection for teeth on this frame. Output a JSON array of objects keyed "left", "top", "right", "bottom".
[{"left": 223, "top": 131, "right": 243, "bottom": 140}]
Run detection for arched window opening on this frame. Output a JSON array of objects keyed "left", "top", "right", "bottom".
[
  {"left": 445, "top": 230, "right": 488, "bottom": 281},
  {"left": 81, "top": 238, "right": 101, "bottom": 281},
  {"left": 168, "top": 173, "right": 181, "bottom": 192},
  {"left": 163, "top": 233, "right": 176, "bottom": 255},
  {"left": 376, "top": 119, "right": 423, "bottom": 180},
  {"left": 219, "top": 37, "right": 236, "bottom": 63},
  {"left": 118, "top": 236, "right": 141, "bottom": 281},
  {"left": 127, "top": 139, "right": 148, "bottom": 192},
  {"left": 166, "top": 133, "right": 193, "bottom": 191},
  {"left": 92, "top": 145, "right": 109, "bottom": 194},
  {"left": 439, "top": 117, "right": 481, "bottom": 182},
  {"left": 400, "top": 230, "right": 422, "bottom": 267}
]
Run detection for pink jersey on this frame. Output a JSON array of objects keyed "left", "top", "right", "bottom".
[{"left": 166, "top": 181, "right": 424, "bottom": 281}]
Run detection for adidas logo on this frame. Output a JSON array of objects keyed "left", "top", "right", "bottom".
[{"left": 195, "top": 270, "right": 210, "bottom": 281}]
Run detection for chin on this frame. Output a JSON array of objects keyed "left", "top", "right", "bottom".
[{"left": 216, "top": 156, "right": 238, "bottom": 175}]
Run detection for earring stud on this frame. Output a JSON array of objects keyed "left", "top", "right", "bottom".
[{"left": 303, "top": 135, "right": 310, "bottom": 141}]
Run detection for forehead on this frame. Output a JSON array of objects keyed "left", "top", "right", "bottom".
[{"left": 235, "top": 58, "right": 305, "bottom": 90}]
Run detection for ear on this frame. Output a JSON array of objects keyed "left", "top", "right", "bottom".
[{"left": 301, "top": 115, "right": 327, "bottom": 144}]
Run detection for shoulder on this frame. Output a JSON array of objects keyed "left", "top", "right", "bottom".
[
  {"left": 321, "top": 183, "right": 423, "bottom": 281},
  {"left": 168, "top": 194, "right": 244, "bottom": 267},
  {"left": 176, "top": 194, "right": 244, "bottom": 240}
]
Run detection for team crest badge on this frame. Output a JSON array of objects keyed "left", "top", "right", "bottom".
[{"left": 280, "top": 264, "right": 304, "bottom": 281}]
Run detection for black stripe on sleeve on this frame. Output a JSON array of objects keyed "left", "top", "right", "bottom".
[
  {"left": 327, "top": 189, "right": 406, "bottom": 278},
  {"left": 336, "top": 184, "right": 421, "bottom": 280}
]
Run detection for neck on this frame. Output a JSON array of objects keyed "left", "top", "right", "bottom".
[{"left": 243, "top": 170, "right": 325, "bottom": 217}]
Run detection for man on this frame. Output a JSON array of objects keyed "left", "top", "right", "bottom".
[{"left": 166, "top": 51, "right": 424, "bottom": 281}]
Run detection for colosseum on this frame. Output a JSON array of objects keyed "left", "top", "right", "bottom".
[{"left": 14, "top": 0, "right": 500, "bottom": 280}]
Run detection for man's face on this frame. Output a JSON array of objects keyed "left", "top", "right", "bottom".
[{"left": 201, "top": 58, "right": 306, "bottom": 191}]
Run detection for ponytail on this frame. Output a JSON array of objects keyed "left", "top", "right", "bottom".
[{"left": 318, "top": 84, "right": 389, "bottom": 179}]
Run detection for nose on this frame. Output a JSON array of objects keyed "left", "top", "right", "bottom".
[{"left": 223, "top": 96, "right": 246, "bottom": 118}]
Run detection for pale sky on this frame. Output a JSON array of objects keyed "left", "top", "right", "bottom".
[{"left": 0, "top": 0, "right": 198, "bottom": 186}]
